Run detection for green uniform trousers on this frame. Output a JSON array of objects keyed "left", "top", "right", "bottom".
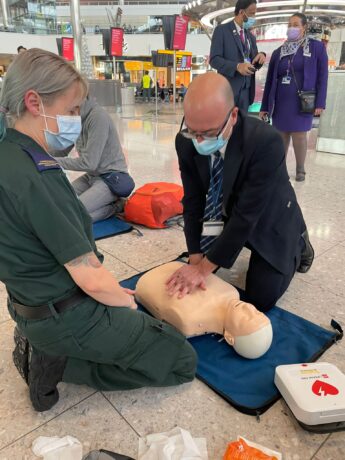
[{"left": 9, "top": 297, "right": 197, "bottom": 391}]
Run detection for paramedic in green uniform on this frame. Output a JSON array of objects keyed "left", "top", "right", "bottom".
[{"left": 0, "top": 49, "right": 196, "bottom": 412}]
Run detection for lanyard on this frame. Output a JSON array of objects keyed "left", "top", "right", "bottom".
[
  {"left": 208, "top": 156, "right": 223, "bottom": 219},
  {"left": 241, "top": 33, "right": 250, "bottom": 61},
  {"left": 286, "top": 49, "right": 299, "bottom": 77},
  {"left": 243, "top": 35, "right": 250, "bottom": 55}
]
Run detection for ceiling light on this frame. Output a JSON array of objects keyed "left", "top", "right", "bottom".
[{"left": 201, "top": 0, "right": 345, "bottom": 28}]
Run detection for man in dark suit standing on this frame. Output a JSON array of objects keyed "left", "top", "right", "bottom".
[
  {"left": 166, "top": 73, "right": 314, "bottom": 312},
  {"left": 210, "top": 0, "right": 266, "bottom": 111}
]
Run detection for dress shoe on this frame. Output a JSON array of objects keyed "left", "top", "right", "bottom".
[
  {"left": 297, "top": 230, "right": 314, "bottom": 273},
  {"left": 296, "top": 170, "right": 306, "bottom": 182}
]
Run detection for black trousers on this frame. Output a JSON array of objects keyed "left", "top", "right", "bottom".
[
  {"left": 235, "top": 87, "right": 251, "bottom": 112},
  {"left": 241, "top": 245, "right": 302, "bottom": 313}
]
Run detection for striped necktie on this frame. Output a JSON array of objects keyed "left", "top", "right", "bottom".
[
  {"left": 239, "top": 29, "right": 245, "bottom": 44},
  {"left": 200, "top": 152, "right": 224, "bottom": 253}
]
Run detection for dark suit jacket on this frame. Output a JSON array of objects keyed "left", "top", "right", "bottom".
[
  {"left": 210, "top": 21, "right": 258, "bottom": 106},
  {"left": 176, "top": 113, "right": 306, "bottom": 275}
]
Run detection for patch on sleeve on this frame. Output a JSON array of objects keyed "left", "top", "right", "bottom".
[{"left": 21, "top": 147, "right": 61, "bottom": 172}]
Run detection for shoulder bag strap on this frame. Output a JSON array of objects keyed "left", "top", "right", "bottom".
[{"left": 289, "top": 59, "right": 301, "bottom": 95}]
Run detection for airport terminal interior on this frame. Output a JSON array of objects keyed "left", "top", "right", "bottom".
[{"left": 1, "top": 0, "right": 345, "bottom": 459}]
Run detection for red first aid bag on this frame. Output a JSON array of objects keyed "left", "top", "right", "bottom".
[{"left": 124, "top": 182, "right": 184, "bottom": 229}]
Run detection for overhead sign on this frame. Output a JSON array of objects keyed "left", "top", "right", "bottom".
[
  {"left": 110, "top": 27, "right": 124, "bottom": 56},
  {"left": 172, "top": 15, "right": 189, "bottom": 51},
  {"left": 61, "top": 37, "right": 74, "bottom": 61},
  {"left": 124, "top": 62, "right": 153, "bottom": 71},
  {"left": 176, "top": 55, "right": 192, "bottom": 70},
  {"left": 155, "top": 50, "right": 192, "bottom": 69},
  {"left": 124, "top": 61, "right": 143, "bottom": 71}
]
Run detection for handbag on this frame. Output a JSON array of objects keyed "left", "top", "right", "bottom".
[
  {"left": 100, "top": 171, "right": 135, "bottom": 197},
  {"left": 297, "top": 91, "right": 316, "bottom": 114},
  {"left": 291, "top": 64, "right": 316, "bottom": 114}
]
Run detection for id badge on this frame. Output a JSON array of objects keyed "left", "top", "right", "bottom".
[
  {"left": 244, "top": 57, "right": 251, "bottom": 64},
  {"left": 202, "top": 221, "right": 224, "bottom": 237},
  {"left": 282, "top": 76, "right": 291, "bottom": 85}
]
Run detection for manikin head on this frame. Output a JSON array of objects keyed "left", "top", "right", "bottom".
[{"left": 224, "top": 300, "right": 273, "bottom": 359}]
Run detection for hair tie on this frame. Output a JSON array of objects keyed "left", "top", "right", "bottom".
[{"left": 0, "top": 106, "right": 8, "bottom": 114}]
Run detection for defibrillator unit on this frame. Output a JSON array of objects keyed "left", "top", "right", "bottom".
[{"left": 275, "top": 362, "right": 345, "bottom": 433}]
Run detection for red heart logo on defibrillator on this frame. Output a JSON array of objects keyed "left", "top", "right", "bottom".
[{"left": 312, "top": 380, "right": 339, "bottom": 396}]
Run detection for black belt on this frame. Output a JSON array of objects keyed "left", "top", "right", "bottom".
[{"left": 11, "top": 288, "right": 88, "bottom": 320}]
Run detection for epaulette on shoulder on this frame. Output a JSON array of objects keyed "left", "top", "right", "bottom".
[{"left": 21, "top": 146, "right": 61, "bottom": 173}]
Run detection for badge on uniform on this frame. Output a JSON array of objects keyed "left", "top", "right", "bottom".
[
  {"left": 202, "top": 221, "right": 224, "bottom": 237},
  {"left": 244, "top": 57, "right": 251, "bottom": 64},
  {"left": 282, "top": 76, "right": 291, "bottom": 85}
]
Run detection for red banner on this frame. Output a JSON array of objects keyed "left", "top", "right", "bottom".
[
  {"left": 110, "top": 27, "right": 124, "bottom": 56},
  {"left": 172, "top": 15, "right": 188, "bottom": 51},
  {"left": 62, "top": 37, "right": 74, "bottom": 61}
]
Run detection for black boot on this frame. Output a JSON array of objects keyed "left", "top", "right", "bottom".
[
  {"left": 28, "top": 348, "right": 67, "bottom": 412},
  {"left": 13, "top": 326, "right": 30, "bottom": 384},
  {"left": 12, "top": 327, "right": 66, "bottom": 412},
  {"left": 297, "top": 230, "right": 314, "bottom": 273}
]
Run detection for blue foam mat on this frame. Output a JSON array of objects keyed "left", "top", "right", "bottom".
[
  {"left": 92, "top": 217, "right": 133, "bottom": 241},
  {"left": 121, "top": 273, "right": 342, "bottom": 415}
]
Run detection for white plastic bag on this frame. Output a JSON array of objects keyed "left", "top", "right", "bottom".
[
  {"left": 138, "top": 426, "right": 208, "bottom": 460},
  {"left": 32, "top": 435, "right": 83, "bottom": 460}
]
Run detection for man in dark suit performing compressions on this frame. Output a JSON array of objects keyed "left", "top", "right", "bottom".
[
  {"left": 166, "top": 73, "right": 314, "bottom": 312},
  {"left": 210, "top": 0, "right": 265, "bottom": 111}
]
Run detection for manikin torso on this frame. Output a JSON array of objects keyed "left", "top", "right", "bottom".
[{"left": 136, "top": 262, "right": 273, "bottom": 359}]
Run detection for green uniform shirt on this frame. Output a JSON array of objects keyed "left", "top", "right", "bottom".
[{"left": 0, "top": 129, "right": 101, "bottom": 306}]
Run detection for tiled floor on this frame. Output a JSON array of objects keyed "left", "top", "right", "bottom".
[{"left": 1, "top": 103, "right": 345, "bottom": 459}]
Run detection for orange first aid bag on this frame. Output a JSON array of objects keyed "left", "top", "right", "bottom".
[
  {"left": 124, "top": 182, "right": 184, "bottom": 229},
  {"left": 223, "top": 438, "right": 280, "bottom": 460}
]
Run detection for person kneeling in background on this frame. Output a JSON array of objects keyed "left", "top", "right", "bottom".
[{"left": 55, "top": 97, "right": 135, "bottom": 222}]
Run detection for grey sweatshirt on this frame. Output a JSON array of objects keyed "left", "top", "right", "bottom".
[{"left": 56, "top": 99, "right": 128, "bottom": 175}]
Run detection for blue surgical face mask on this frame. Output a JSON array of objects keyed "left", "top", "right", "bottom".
[
  {"left": 41, "top": 105, "right": 81, "bottom": 152},
  {"left": 192, "top": 134, "right": 228, "bottom": 156},
  {"left": 243, "top": 14, "right": 256, "bottom": 30}
]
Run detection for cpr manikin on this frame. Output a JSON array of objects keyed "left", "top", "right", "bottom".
[{"left": 136, "top": 262, "right": 273, "bottom": 359}]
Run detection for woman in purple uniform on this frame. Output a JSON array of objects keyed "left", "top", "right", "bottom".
[{"left": 260, "top": 13, "right": 328, "bottom": 181}]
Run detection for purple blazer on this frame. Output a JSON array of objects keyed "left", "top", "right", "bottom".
[{"left": 260, "top": 39, "right": 328, "bottom": 115}]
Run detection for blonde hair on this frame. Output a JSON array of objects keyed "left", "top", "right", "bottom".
[{"left": 0, "top": 48, "right": 88, "bottom": 141}]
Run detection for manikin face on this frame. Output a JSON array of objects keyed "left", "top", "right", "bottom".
[
  {"left": 224, "top": 300, "right": 273, "bottom": 359},
  {"left": 224, "top": 300, "right": 270, "bottom": 342}
]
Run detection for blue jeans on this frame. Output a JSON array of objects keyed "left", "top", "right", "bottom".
[{"left": 143, "top": 88, "right": 151, "bottom": 102}]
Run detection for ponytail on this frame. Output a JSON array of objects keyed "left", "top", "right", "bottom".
[{"left": 0, "top": 107, "right": 8, "bottom": 142}]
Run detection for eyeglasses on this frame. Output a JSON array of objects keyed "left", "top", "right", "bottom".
[{"left": 179, "top": 107, "right": 234, "bottom": 141}]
